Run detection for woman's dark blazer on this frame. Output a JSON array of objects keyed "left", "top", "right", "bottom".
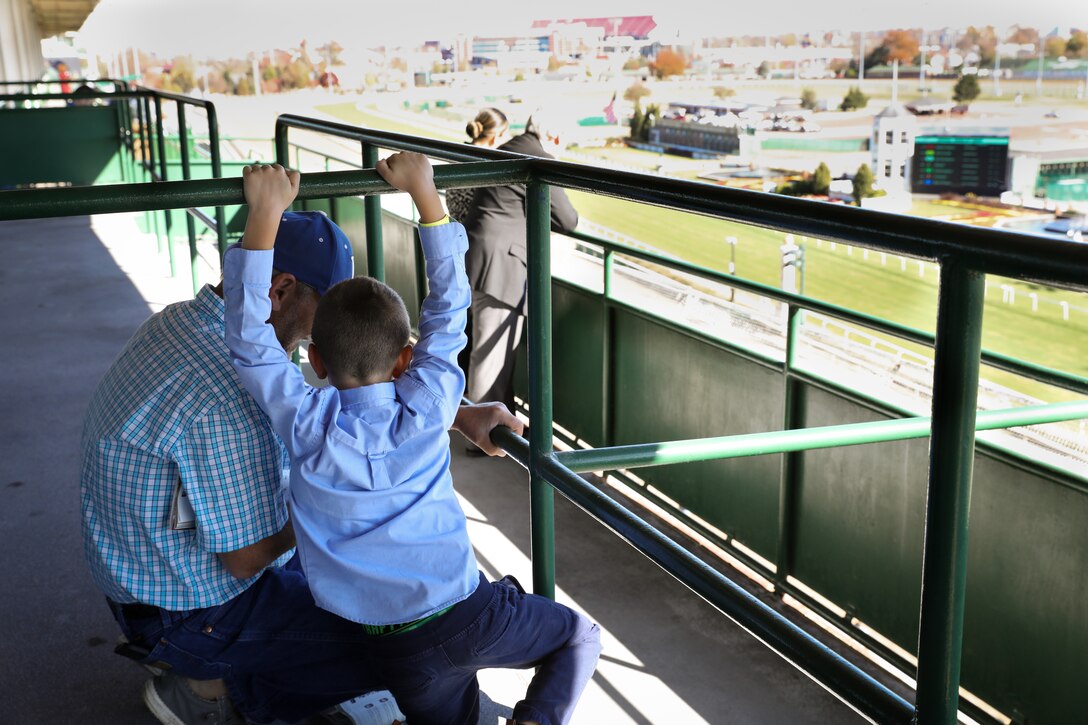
[{"left": 463, "top": 131, "right": 579, "bottom": 309}]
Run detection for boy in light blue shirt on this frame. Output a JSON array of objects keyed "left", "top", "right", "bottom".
[{"left": 224, "top": 155, "right": 600, "bottom": 725}]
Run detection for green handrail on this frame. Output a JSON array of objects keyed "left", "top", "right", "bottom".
[
  {"left": 556, "top": 399, "right": 1088, "bottom": 472},
  {"left": 0, "top": 162, "right": 533, "bottom": 220}
]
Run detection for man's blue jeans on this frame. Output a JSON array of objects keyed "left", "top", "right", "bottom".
[
  {"left": 108, "top": 554, "right": 382, "bottom": 723},
  {"left": 366, "top": 572, "right": 602, "bottom": 725}
]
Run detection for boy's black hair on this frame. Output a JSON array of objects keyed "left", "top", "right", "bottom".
[{"left": 311, "top": 276, "right": 410, "bottom": 383}]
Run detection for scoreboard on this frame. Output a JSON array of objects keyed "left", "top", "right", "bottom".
[{"left": 911, "top": 135, "right": 1010, "bottom": 196}]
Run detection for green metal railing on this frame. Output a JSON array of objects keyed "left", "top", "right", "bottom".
[
  {"left": 3, "top": 108, "right": 1088, "bottom": 723},
  {"left": 0, "top": 85, "right": 227, "bottom": 294}
]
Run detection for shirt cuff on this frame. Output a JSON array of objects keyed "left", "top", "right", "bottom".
[
  {"left": 224, "top": 247, "right": 275, "bottom": 288},
  {"left": 419, "top": 215, "right": 450, "bottom": 228},
  {"left": 418, "top": 219, "right": 468, "bottom": 259}
]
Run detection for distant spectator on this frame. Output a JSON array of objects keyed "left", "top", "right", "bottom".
[
  {"left": 70, "top": 83, "right": 103, "bottom": 107},
  {"left": 463, "top": 108, "right": 578, "bottom": 415},
  {"left": 445, "top": 107, "right": 508, "bottom": 222},
  {"left": 56, "top": 62, "right": 72, "bottom": 94}
]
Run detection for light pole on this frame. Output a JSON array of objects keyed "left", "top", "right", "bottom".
[
  {"left": 919, "top": 31, "right": 927, "bottom": 94},
  {"left": 1037, "top": 38, "right": 1044, "bottom": 96},
  {"left": 858, "top": 31, "right": 865, "bottom": 88}
]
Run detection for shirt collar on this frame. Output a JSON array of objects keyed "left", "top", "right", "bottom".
[
  {"left": 193, "top": 285, "right": 225, "bottom": 324},
  {"left": 338, "top": 382, "right": 396, "bottom": 410}
]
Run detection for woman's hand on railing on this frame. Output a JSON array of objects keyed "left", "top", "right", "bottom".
[{"left": 453, "top": 402, "right": 525, "bottom": 457}]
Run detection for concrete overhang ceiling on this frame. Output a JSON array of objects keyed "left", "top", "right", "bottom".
[{"left": 30, "top": 0, "right": 101, "bottom": 37}]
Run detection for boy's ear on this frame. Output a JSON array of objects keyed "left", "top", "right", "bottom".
[
  {"left": 391, "top": 344, "right": 414, "bottom": 379},
  {"left": 268, "top": 272, "right": 296, "bottom": 311},
  {"left": 308, "top": 342, "right": 328, "bottom": 380}
]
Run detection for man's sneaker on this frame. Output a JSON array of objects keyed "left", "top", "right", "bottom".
[
  {"left": 142, "top": 673, "right": 242, "bottom": 725},
  {"left": 331, "top": 690, "right": 405, "bottom": 725}
]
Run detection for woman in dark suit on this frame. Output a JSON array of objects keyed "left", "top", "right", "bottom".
[{"left": 463, "top": 110, "right": 579, "bottom": 412}]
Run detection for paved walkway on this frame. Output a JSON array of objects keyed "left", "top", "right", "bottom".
[{"left": 0, "top": 213, "right": 866, "bottom": 724}]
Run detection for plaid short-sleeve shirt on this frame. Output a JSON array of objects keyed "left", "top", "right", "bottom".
[{"left": 80, "top": 286, "right": 291, "bottom": 610}]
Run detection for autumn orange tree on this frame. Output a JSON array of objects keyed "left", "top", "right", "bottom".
[
  {"left": 652, "top": 49, "right": 687, "bottom": 79},
  {"left": 865, "top": 29, "right": 919, "bottom": 68},
  {"left": 883, "top": 30, "right": 919, "bottom": 64}
]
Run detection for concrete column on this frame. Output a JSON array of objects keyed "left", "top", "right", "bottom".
[{"left": 1, "top": 0, "right": 45, "bottom": 83}]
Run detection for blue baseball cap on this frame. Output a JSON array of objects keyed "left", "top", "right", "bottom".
[{"left": 272, "top": 211, "right": 355, "bottom": 295}]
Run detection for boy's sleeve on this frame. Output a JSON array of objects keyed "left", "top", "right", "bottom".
[
  {"left": 399, "top": 219, "right": 470, "bottom": 428},
  {"left": 223, "top": 247, "right": 326, "bottom": 459}
]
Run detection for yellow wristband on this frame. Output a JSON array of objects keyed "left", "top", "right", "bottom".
[{"left": 419, "top": 215, "right": 450, "bottom": 228}]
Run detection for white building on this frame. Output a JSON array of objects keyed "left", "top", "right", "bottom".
[{"left": 869, "top": 104, "right": 916, "bottom": 212}]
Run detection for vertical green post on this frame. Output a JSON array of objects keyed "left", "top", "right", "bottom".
[
  {"left": 409, "top": 197, "right": 426, "bottom": 315},
  {"left": 153, "top": 95, "right": 175, "bottom": 278},
  {"left": 776, "top": 305, "right": 805, "bottom": 588},
  {"left": 205, "top": 103, "right": 228, "bottom": 261},
  {"left": 139, "top": 95, "right": 161, "bottom": 251},
  {"left": 526, "top": 179, "right": 556, "bottom": 599},
  {"left": 361, "top": 143, "right": 385, "bottom": 281},
  {"left": 176, "top": 102, "right": 200, "bottom": 295},
  {"left": 117, "top": 97, "right": 133, "bottom": 182},
  {"left": 327, "top": 157, "right": 342, "bottom": 240},
  {"left": 602, "top": 249, "right": 615, "bottom": 447},
  {"left": 914, "top": 259, "right": 985, "bottom": 724},
  {"left": 274, "top": 126, "right": 289, "bottom": 168},
  {"left": 136, "top": 94, "right": 151, "bottom": 181}
]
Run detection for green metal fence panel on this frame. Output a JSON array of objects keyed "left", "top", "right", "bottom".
[
  {"left": 550, "top": 281, "right": 607, "bottom": 446},
  {"left": 961, "top": 456, "right": 1088, "bottom": 724},
  {"left": 376, "top": 209, "right": 422, "bottom": 328},
  {"left": 610, "top": 308, "right": 785, "bottom": 559},
  {"left": 792, "top": 385, "right": 929, "bottom": 647},
  {"left": 0, "top": 106, "right": 124, "bottom": 186}
]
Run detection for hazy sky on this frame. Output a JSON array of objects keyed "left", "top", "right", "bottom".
[{"left": 78, "top": 0, "right": 1082, "bottom": 57}]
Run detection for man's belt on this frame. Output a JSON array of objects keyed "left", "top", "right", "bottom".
[{"left": 361, "top": 604, "right": 455, "bottom": 637}]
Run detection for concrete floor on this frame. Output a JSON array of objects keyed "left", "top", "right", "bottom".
[{"left": 0, "top": 213, "right": 869, "bottom": 724}]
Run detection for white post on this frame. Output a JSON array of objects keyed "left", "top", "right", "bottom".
[
  {"left": 1060, "top": 301, "right": 1069, "bottom": 320},
  {"left": 917, "top": 260, "right": 925, "bottom": 277},
  {"left": 900, "top": 256, "right": 907, "bottom": 271},
  {"left": 858, "top": 31, "right": 865, "bottom": 87},
  {"left": 892, "top": 59, "right": 899, "bottom": 105},
  {"left": 919, "top": 30, "right": 926, "bottom": 93},
  {"left": 252, "top": 54, "right": 262, "bottom": 96},
  {"left": 780, "top": 234, "right": 799, "bottom": 293},
  {"left": 1029, "top": 293, "right": 1038, "bottom": 312},
  {"left": 1037, "top": 39, "right": 1044, "bottom": 96}
]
